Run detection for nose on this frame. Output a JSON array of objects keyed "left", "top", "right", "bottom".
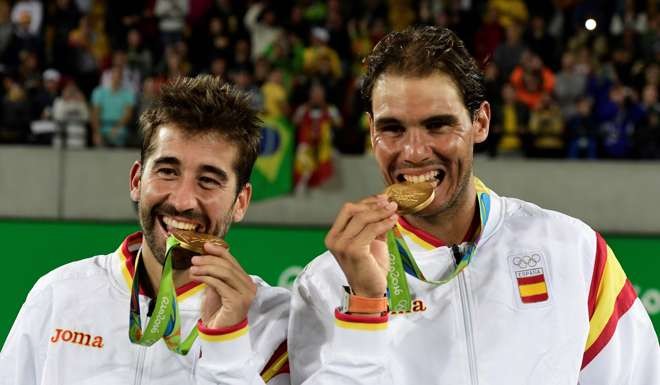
[
  {"left": 401, "top": 127, "right": 432, "bottom": 163},
  {"left": 169, "top": 176, "right": 199, "bottom": 213}
]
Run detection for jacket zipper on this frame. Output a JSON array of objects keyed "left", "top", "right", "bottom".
[
  {"left": 454, "top": 245, "right": 479, "bottom": 385},
  {"left": 133, "top": 345, "right": 146, "bottom": 385}
]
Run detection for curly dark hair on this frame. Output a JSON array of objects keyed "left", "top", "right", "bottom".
[
  {"left": 361, "top": 26, "right": 485, "bottom": 119},
  {"left": 139, "top": 75, "right": 262, "bottom": 193}
]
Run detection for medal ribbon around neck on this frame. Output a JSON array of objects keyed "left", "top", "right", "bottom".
[
  {"left": 386, "top": 178, "right": 491, "bottom": 312},
  {"left": 128, "top": 235, "right": 198, "bottom": 355}
]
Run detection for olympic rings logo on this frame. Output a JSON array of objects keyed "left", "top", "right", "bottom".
[{"left": 512, "top": 254, "right": 541, "bottom": 268}]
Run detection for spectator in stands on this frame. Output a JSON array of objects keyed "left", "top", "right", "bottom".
[
  {"left": 206, "top": 55, "right": 229, "bottom": 84},
  {"left": 473, "top": 6, "right": 504, "bottom": 65},
  {"left": 154, "top": 0, "right": 188, "bottom": 48},
  {"left": 67, "top": 14, "right": 108, "bottom": 97},
  {"left": 510, "top": 50, "right": 555, "bottom": 110},
  {"left": 104, "top": 1, "right": 143, "bottom": 49},
  {"left": 2, "top": 5, "right": 43, "bottom": 69},
  {"left": 493, "top": 22, "right": 526, "bottom": 82},
  {"left": 293, "top": 82, "right": 341, "bottom": 193},
  {"left": 244, "top": 2, "right": 282, "bottom": 61},
  {"left": 101, "top": 50, "right": 141, "bottom": 93},
  {"left": 263, "top": 32, "right": 303, "bottom": 80},
  {"left": 525, "top": 15, "right": 558, "bottom": 70},
  {"left": 325, "top": 1, "right": 351, "bottom": 69},
  {"left": 527, "top": 93, "right": 564, "bottom": 157},
  {"left": 30, "top": 68, "right": 60, "bottom": 122},
  {"left": 135, "top": 76, "right": 157, "bottom": 120},
  {"left": 596, "top": 83, "right": 643, "bottom": 158},
  {"left": 566, "top": 96, "right": 598, "bottom": 159},
  {"left": 0, "top": 1, "right": 12, "bottom": 58},
  {"left": 46, "top": 0, "right": 81, "bottom": 72},
  {"left": 303, "top": 27, "right": 342, "bottom": 81},
  {"left": 555, "top": 51, "right": 588, "bottom": 119},
  {"left": 125, "top": 28, "right": 153, "bottom": 81},
  {"left": 253, "top": 56, "right": 271, "bottom": 87},
  {"left": 203, "top": 16, "right": 232, "bottom": 67},
  {"left": 631, "top": 84, "right": 660, "bottom": 158},
  {"left": 0, "top": 75, "right": 31, "bottom": 143},
  {"left": 154, "top": 46, "right": 189, "bottom": 89},
  {"left": 229, "top": 37, "right": 252, "bottom": 74},
  {"left": 261, "top": 68, "right": 289, "bottom": 119},
  {"left": 90, "top": 66, "right": 136, "bottom": 147},
  {"left": 18, "top": 49, "right": 40, "bottom": 95},
  {"left": 52, "top": 80, "right": 89, "bottom": 148},
  {"left": 232, "top": 67, "right": 263, "bottom": 113},
  {"left": 10, "top": 0, "right": 42, "bottom": 37},
  {"left": 490, "top": 82, "right": 529, "bottom": 157}
]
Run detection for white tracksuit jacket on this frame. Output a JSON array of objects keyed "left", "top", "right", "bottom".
[
  {"left": 289, "top": 185, "right": 660, "bottom": 385},
  {"left": 0, "top": 232, "right": 290, "bottom": 385}
]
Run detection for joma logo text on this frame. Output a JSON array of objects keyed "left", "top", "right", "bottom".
[{"left": 50, "top": 328, "right": 104, "bottom": 348}]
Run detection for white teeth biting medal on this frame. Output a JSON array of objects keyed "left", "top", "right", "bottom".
[{"left": 384, "top": 181, "right": 436, "bottom": 214}]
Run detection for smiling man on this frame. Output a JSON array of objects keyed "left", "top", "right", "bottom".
[
  {"left": 288, "top": 27, "right": 659, "bottom": 385},
  {"left": 0, "top": 76, "right": 290, "bottom": 384}
]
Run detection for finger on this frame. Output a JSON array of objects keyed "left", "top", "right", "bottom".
[
  {"left": 194, "top": 274, "right": 240, "bottom": 300},
  {"left": 201, "top": 243, "right": 243, "bottom": 270},
  {"left": 190, "top": 261, "right": 253, "bottom": 293},
  {"left": 352, "top": 214, "right": 398, "bottom": 247},
  {"left": 340, "top": 200, "right": 397, "bottom": 241},
  {"left": 327, "top": 195, "right": 390, "bottom": 244}
]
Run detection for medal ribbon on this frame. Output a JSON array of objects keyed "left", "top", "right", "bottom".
[
  {"left": 386, "top": 178, "right": 492, "bottom": 312},
  {"left": 128, "top": 235, "right": 198, "bottom": 355}
]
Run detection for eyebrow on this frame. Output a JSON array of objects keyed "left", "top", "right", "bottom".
[
  {"left": 420, "top": 114, "right": 459, "bottom": 127},
  {"left": 152, "top": 156, "right": 228, "bottom": 182},
  {"left": 374, "top": 114, "right": 459, "bottom": 129},
  {"left": 153, "top": 156, "right": 180, "bottom": 167},
  {"left": 200, "top": 165, "right": 228, "bottom": 183}
]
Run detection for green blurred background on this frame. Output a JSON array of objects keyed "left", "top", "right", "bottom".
[{"left": 1, "top": 219, "right": 658, "bottom": 346}]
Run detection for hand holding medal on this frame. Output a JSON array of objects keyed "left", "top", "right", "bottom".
[{"left": 129, "top": 229, "right": 255, "bottom": 355}]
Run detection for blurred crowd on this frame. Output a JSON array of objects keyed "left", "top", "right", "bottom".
[{"left": 0, "top": 0, "right": 658, "bottom": 165}]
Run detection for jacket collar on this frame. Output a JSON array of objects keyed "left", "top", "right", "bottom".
[
  {"left": 395, "top": 176, "right": 503, "bottom": 253},
  {"left": 111, "top": 231, "right": 205, "bottom": 301}
]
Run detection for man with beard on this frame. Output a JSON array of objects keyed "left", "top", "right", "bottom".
[
  {"left": 288, "top": 27, "right": 659, "bottom": 385},
  {"left": 0, "top": 76, "right": 290, "bottom": 384}
]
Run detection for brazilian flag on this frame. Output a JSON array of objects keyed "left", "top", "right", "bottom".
[{"left": 250, "top": 116, "right": 294, "bottom": 201}]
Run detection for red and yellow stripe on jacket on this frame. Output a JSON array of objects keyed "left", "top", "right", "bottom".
[{"left": 582, "top": 233, "right": 638, "bottom": 368}]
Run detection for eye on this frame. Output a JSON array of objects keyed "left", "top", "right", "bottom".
[
  {"left": 379, "top": 124, "right": 404, "bottom": 135},
  {"left": 199, "top": 176, "right": 221, "bottom": 189},
  {"left": 156, "top": 167, "right": 177, "bottom": 178},
  {"left": 426, "top": 120, "right": 448, "bottom": 131}
]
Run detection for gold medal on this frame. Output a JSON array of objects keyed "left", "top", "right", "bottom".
[
  {"left": 384, "top": 181, "right": 436, "bottom": 214},
  {"left": 169, "top": 229, "right": 228, "bottom": 268}
]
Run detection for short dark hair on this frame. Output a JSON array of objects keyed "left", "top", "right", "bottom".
[
  {"left": 361, "top": 26, "right": 485, "bottom": 118},
  {"left": 139, "top": 75, "right": 262, "bottom": 192}
]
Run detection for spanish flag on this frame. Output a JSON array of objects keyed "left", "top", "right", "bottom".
[{"left": 516, "top": 272, "right": 549, "bottom": 303}]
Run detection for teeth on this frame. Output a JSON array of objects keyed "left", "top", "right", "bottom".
[
  {"left": 162, "top": 217, "right": 197, "bottom": 231},
  {"left": 403, "top": 171, "right": 438, "bottom": 183}
]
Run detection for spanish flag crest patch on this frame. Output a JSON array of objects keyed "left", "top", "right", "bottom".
[{"left": 509, "top": 252, "right": 551, "bottom": 305}]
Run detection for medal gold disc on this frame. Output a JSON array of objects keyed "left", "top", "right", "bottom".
[
  {"left": 170, "top": 229, "right": 228, "bottom": 254},
  {"left": 384, "top": 181, "right": 436, "bottom": 214}
]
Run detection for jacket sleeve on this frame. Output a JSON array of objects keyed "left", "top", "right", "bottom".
[
  {"left": 195, "top": 319, "right": 290, "bottom": 385},
  {"left": 0, "top": 289, "right": 50, "bottom": 385},
  {"left": 288, "top": 270, "right": 391, "bottom": 385},
  {"left": 578, "top": 233, "right": 660, "bottom": 384}
]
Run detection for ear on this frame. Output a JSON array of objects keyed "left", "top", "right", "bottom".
[
  {"left": 472, "top": 101, "right": 490, "bottom": 144},
  {"left": 231, "top": 182, "right": 252, "bottom": 222},
  {"left": 367, "top": 112, "right": 375, "bottom": 148},
  {"left": 129, "top": 161, "right": 142, "bottom": 202}
]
